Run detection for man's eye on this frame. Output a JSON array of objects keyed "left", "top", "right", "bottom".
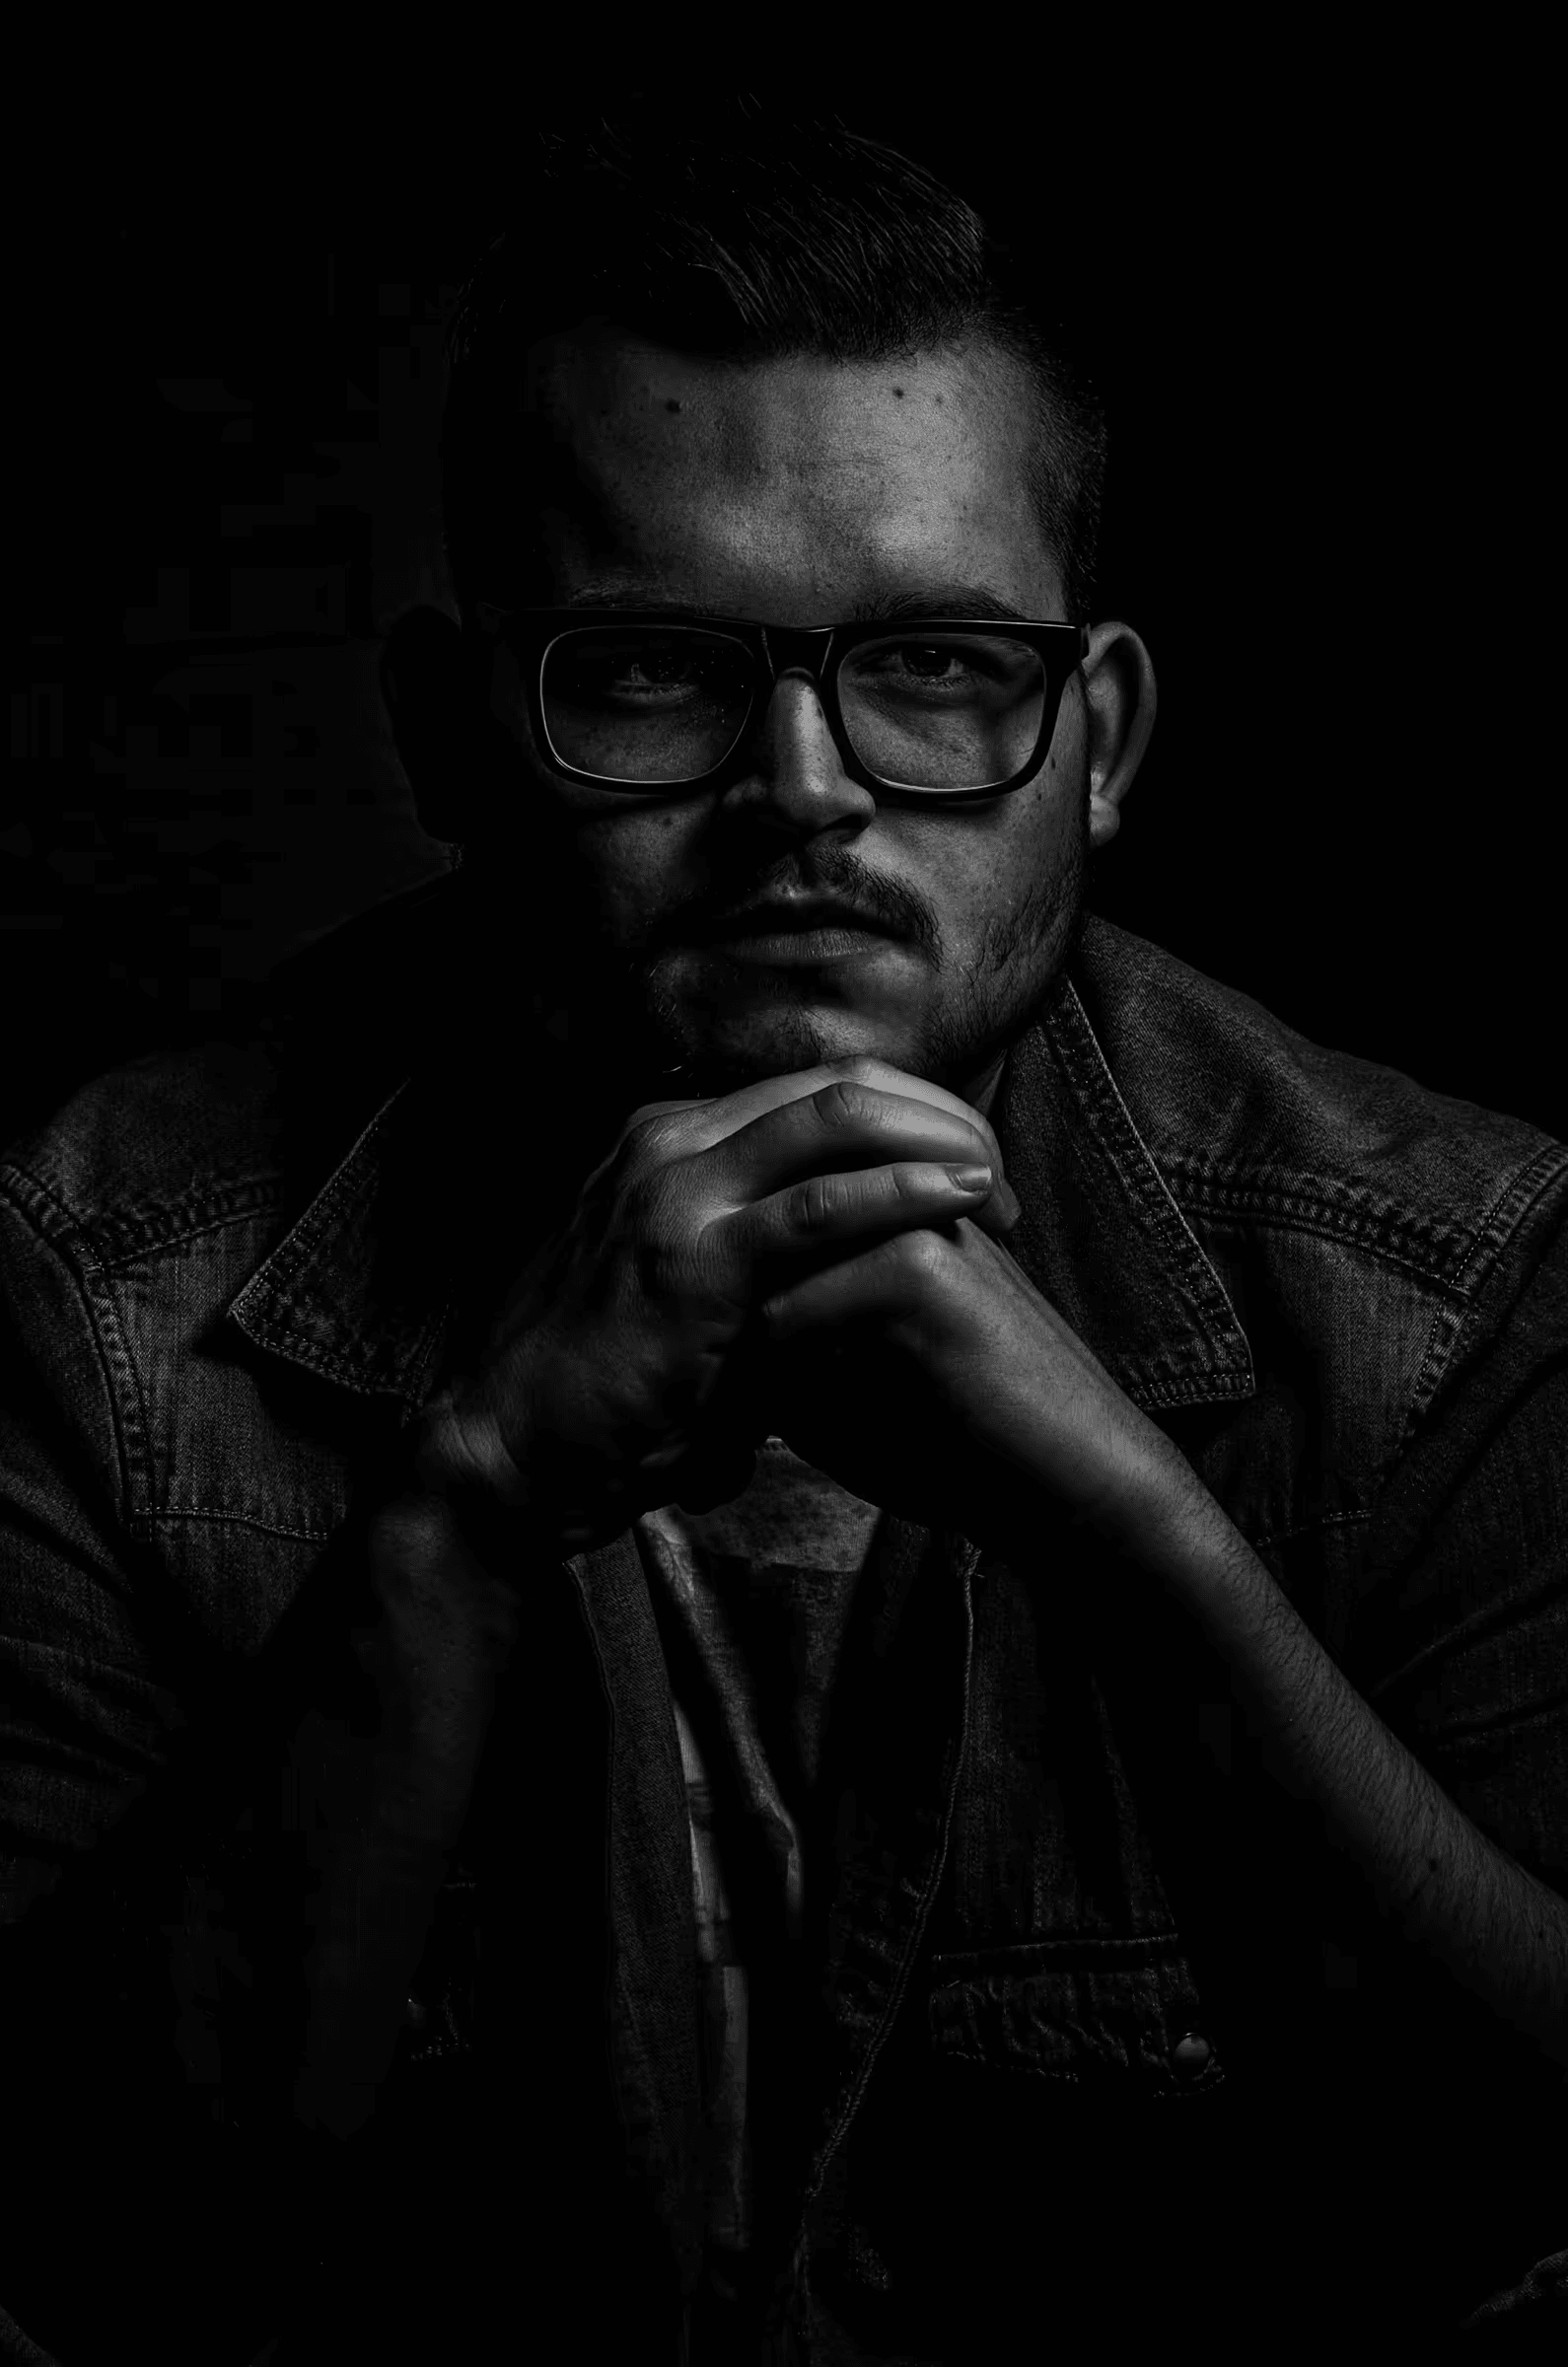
[
  {"left": 595, "top": 655, "right": 697, "bottom": 693},
  {"left": 845, "top": 635, "right": 1034, "bottom": 698},
  {"left": 621, "top": 654, "right": 701, "bottom": 689},
  {"left": 889, "top": 644, "right": 962, "bottom": 681},
  {"left": 854, "top": 640, "right": 989, "bottom": 691},
  {"left": 551, "top": 639, "right": 749, "bottom": 707}
]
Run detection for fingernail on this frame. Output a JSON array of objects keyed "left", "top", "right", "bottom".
[{"left": 953, "top": 1165, "right": 992, "bottom": 1190}]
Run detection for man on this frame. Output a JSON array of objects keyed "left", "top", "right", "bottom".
[{"left": 2, "top": 114, "right": 1565, "bottom": 2363}]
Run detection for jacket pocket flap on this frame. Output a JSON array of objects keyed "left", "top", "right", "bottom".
[{"left": 927, "top": 1933, "right": 1224, "bottom": 2095}]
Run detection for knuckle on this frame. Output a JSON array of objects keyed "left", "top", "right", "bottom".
[
  {"left": 623, "top": 1165, "right": 687, "bottom": 1249},
  {"left": 624, "top": 1109, "right": 685, "bottom": 1166},
  {"left": 796, "top": 1171, "right": 841, "bottom": 1231},
  {"left": 891, "top": 1227, "right": 949, "bottom": 1282},
  {"left": 815, "top": 1078, "right": 875, "bottom": 1129}
]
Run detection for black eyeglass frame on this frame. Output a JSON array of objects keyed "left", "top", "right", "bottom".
[{"left": 471, "top": 602, "right": 1090, "bottom": 806}]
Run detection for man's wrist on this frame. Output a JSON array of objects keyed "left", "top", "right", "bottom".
[
  {"left": 990, "top": 1432, "right": 1243, "bottom": 1614},
  {"left": 412, "top": 1379, "right": 648, "bottom": 1552},
  {"left": 409, "top": 1394, "right": 532, "bottom": 1510}
]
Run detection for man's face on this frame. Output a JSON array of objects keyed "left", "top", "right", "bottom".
[{"left": 479, "top": 327, "right": 1098, "bottom": 1110}]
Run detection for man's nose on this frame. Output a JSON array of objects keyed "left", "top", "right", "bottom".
[{"left": 722, "top": 672, "right": 878, "bottom": 834}]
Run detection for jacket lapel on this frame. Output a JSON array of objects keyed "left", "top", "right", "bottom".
[
  {"left": 781, "top": 1518, "right": 978, "bottom": 2235},
  {"left": 997, "top": 973, "right": 1254, "bottom": 1409},
  {"left": 569, "top": 1529, "right": 707, "bottom": 2298}
]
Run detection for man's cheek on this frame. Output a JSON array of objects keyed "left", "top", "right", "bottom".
[{"left": 595, "top": 849, "right": 696, "bottom": 934}]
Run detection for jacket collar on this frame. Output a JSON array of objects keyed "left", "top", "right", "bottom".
[
  {"left": 227, "top": 1073, "right": 453, "bottom": 1405},
  {"left": 997, "top": 959, "right": 1255, "bottom": 1410},
  {"left": 227, "top": 911, "right": 1255, "bottom": 1414}
]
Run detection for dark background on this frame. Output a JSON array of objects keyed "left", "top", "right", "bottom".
[{"left": 6, "top": 92, "right": 1560, "bottom": 1151}]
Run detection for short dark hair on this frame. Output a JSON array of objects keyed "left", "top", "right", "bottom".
[{"left": 440, "top": 107, "right": 1106, "bottom": 622}]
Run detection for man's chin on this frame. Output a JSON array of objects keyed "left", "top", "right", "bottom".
[
  {"left": 638, "top": 1008, "right": 927, "bottom": 1099},
  {"left": 629, "top": 948, "right": 937, "bottom": 1095}
]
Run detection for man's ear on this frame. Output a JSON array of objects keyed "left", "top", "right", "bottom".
[
  {"left": 379, "top": 604, "right": 471, "bottom": 845},
  {"left": 1081, "top": 620, "right": 1158, "bottom": 851}
]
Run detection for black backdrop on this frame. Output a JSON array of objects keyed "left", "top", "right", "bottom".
[{"left": 6, "top": 91, "right": 1560, "bottom": 1150}]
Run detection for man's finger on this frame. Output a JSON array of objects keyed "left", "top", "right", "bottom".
[
  {"left": 714, "top": 1084, "right": 997, "bottom": 1206},
  {"left": 680, "top": 1057, "right": 999, "bottom": 1160},
  {"left": 632, "top": 1061, "right": 1020, "bottom": 1232},
  {"left": 741, "top": 1160, "right": 996, "bottom": 1258}
]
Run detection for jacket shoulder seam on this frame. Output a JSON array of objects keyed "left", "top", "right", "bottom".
[
  {"left": 0, "top": 1158, "right": 285, "bottom": 1270},
  {"left": 1398, "top": 1141, "right": 1568, "bottom": 1448},
  {"left": 1165, "top": 1140, "right": 1568, "bottom": 1294},
  {"left": 93, "top": 1185, "right": 289, "bottom": 1273}
]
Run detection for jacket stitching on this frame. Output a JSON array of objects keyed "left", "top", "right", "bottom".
[
  {"left": 0, "top": 1163, "right": 99, "bottom": 1250},
  {"left": 75, "top": 1261, "right": 157, "bottom": 1530},
  {"left": 929, "top": 1930, "right": 1186, "bottom": 1970},
  {"left": 930, "top": 2052, "right": 1224, "bottom": 2100},
  {"left": 1446, "top": 1139, "right": 1568, "bottom": 1298},
  {"left": 801, "top": 1547, "right": 979, "bottom": 2218},
  {"left": 1400, "top": 1143, "right": 1568, "bottom": 1451},
  {"left": 1161, "top": 1139, "right": 1568, "bottom": 1289},
  {"left": 0, "top": 1177, "right": 158, "bottom": 1530},
  {"left": 145, "top": 1508, "right": 338, "bottom": 1543},
  {"left": 94, "top": 1193, "right": 287, "bottom": 1273},
  {"left": 1163, "top": 1166, "right": 1508, "bottom": 1281},
  {"left": 0, "top": 1157, "right": 283, "bottom": 1265},
  {"left": 933, "top": 2047, "right": 1209, "bottom": 2078},
  {"left": 234, "top": 1301, "right": 450, "bottom": 1402},
  {"left": 1250, "top": 1509, "right": 1374, "bottom": 1554},
  {"left": 228, "top": 1082, "right": 410, "bottom": 1314},
  {"left": 1181, "top": 1199, "right": 1477, "bottom": 1289}
]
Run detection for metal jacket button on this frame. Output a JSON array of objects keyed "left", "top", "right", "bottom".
[{"left": 1170, "top": 2031, "right": 1212, "bottom": 2079}]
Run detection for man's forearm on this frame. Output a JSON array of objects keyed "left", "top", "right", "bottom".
[{"left": 1138, "top": 1481, "right": 1568, "bottom": 2069}]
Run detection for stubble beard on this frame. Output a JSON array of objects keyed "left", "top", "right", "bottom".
[
  {"left": 574, "top": 802, "right": 1091, "bottom": 1107},
  {"left": 917, "top": 807, "right": 1089, "bottom": 1096}
]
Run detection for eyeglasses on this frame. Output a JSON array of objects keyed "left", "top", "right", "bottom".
[{"left": 471, "top": 604, "right": 1088, "bottom": 805}]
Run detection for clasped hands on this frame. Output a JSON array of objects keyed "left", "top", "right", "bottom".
[{"left": 414, "top": 1058, "right": 1217, "bottom": 1574}]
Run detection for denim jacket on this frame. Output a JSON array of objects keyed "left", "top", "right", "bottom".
[{"left": 3, "top": 876, "right": 1566, "bottom": 2363}]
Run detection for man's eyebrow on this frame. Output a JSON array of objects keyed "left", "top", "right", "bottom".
[
  {"left": 850, "top": 584, "right": 1033, "bottom": 623},
  {"left": 561, "top": 583, "right": 1037, "bottom": 622},
  {"left": 563, "top": 588, "right": 714, "bottom": 616}
]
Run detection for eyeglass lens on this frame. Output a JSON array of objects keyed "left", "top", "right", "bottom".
[{"left": 538, "top": 627, "right": 1048, "bottom": 790}]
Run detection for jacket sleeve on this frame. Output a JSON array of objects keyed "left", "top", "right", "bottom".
[
  {"left": 1353, "top": 1189, "right": 1568, "bottom": 1907},
  {"left": 0, "top": 1165, "right": 371, "bottom": 2363},
  {"left": 0, "top": 1171, "right": 185, "bottom": 1924}
]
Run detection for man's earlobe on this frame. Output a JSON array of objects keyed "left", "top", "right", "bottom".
[
  {"left": 1089, "top": 796, "right": 1122, "bottom": 850},
  {"left": 380, "top": 605, "right": 468, "bottom": 842}
]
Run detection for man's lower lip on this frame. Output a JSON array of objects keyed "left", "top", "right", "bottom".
[{"left": 702, "top": 926, "right": 898, "bottom": 964}]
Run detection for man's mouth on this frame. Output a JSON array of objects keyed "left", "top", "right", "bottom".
[{"left": 688, "top": 897, "right": 903, "bottom": 967}]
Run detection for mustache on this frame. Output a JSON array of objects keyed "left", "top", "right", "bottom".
[{"left": 650, "top": 847, "right": 943, "bottom": 960}]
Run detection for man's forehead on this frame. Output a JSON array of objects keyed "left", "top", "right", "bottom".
[
  {"left": 522, "top": 325, "right": 1056, "bottom": 612},
  {"left": 527, "top": 326, "right": 1020, "bottom": 440}
]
